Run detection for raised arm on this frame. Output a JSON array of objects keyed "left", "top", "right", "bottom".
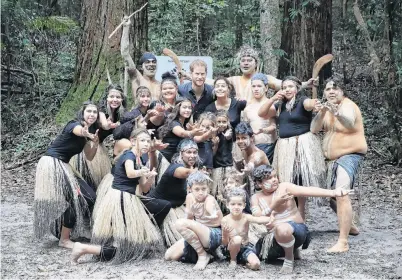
[
  {"left": 310, "top": 101, "right": 328, "bottom": 133},
  {"left": 267, "top": 75, "right": 282, "bottom": 91},
  {"left": 335, "top": 103, "right": 356, "bottom": 129},
  {"left": 258, "top": 91, "right": 283, "bottom": 119},
  {"left": 120, "top": 17, "right": 135, "bottom": 69}
]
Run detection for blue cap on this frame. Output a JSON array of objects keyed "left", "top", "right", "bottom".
[{"left": 139, "top": 52, "right": 157, "bottom": 65}]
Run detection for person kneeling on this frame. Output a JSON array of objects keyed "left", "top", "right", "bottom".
[
  {"left": 164, "top": 171, "right": 223, "bottom": 270},
  {"left": 251, "top": 165, "right": 352, "bottom": 274}
]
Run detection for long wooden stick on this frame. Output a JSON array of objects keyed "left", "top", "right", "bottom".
[
  {"left": 108, "top": 3, "right": 148, "bottom": 39},
  {"left": 312, "top": 54, "right": 333, "bottom": 99}
]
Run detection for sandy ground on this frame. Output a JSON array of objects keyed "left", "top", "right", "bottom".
[{"left": 1, "top": 161, "right": 401, "bottom": 279}]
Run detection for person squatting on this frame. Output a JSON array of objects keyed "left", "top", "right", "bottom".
[{"left": 34, "top": 39, "right": 367, "bottom": 274}]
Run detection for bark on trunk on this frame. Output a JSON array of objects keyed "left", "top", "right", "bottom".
[
  {"left": 56, "top": 0, "right": 148, "bottom": 123},
  {"left": 278, "top": 0, "right": 332, "bottom": 81},
  {"left": 260, "top": 0, "right": 281, "bottom": 77}
]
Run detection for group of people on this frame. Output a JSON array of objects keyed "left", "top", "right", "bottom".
[{"left": 33, "top": 19, "right": 368, "bottom": 274}]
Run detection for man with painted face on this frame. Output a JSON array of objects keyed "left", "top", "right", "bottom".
[
  {"left": 250, "top": 165, "right": 352, "bottom": 274},
  {"left": 234, "top": 122, "right": 270, "bottom": 176},
  {"left": 121, "top": 17, "right": 160, "bottom": 101},
  {"left": 243, "top": 73, "right": 277, "bottom": 163},
  {"left": 311, "top": 79, "right": 367, "bottom": 253},
  {"left": 178, "top": 59, "right": 214, "bottom": 121}
]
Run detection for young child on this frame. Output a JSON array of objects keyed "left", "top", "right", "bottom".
[
  {"left": 194, "top": 112, "right": 218, "bottom": 172},
  {"left": 216, "top": 169, "right": 247, "bottom": 214},
  {"left": 164, "top": 171, "right": 223, "bottom": 270},
  {"left": 211, "top": 110, "right": 235, "bottom": 197},
  {"left": 221, "top": 187, "right": 273, "bottom": 270},
  {"left": 251, "top": 165, "right": 352, "bottom": 274}
]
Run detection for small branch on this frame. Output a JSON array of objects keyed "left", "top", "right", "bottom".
[
  {"left": 108, "top": 3, "right": 148, "bottom": 39},
  {"left": 4, "top": 153, "right": 44, "bottom": 170},
  {"left": 1, "top": 65, "right": 37, "bottom": 82}
]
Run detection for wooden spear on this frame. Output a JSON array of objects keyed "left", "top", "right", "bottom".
[{"left": 108, "top": 3, "right": 148, "bottom": 39}]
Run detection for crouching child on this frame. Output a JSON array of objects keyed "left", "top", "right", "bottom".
[{"left": 164, "top": 171, "right": 223, "bottom": 270}]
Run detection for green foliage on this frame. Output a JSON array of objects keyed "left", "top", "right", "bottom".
[
  {"left": 148, "top": 0, "right": 260, "bottom": 76},
  {"left": 1, "top": 0, "right": 80, "bottom": 158}
]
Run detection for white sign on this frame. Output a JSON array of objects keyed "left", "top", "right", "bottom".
[{"left": 155, "top": 56, "right": 213, "bottom": 83}]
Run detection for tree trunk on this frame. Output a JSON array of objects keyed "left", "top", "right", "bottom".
[
  {"left": 260, "top": 0, "right": 281, "bottom": 76},
  {"left": 56, "top": 0, "right": 148, "bottom": 123},
  {"left": 235, "top": 0, "right": 243, "bottom": 50},
  {"left": 353, "top": 0, "right": 380, "bottom": 86},
  {"left": 278, "top": 0, "right": 332, "bottom": 81}
]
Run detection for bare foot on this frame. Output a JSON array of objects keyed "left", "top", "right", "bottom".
[
  {"left": 280, "top": 259, "right": 294, "bottom": 274},
  {"left": 327, "top": 240, "right": 349, "bottom": 253},
  {"left": 294, "top": 248, "right": 302, "bottom": 260},
  {"left": 193, "top": 254, "right": 211, "bottom": 270},
  {"left": 229, "top": 260, "right": 237, "bottom": 269},
  {"left": 59, "top": 239, "right": 75, "bottom": 249},
  {"left": 71, "top": 242, "right": 85, "bottom": 264},
  {"left": 349, "top": 225, "right": 360, "bottom": 236}
]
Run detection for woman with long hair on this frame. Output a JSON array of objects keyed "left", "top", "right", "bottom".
[
  {"left": 71, "top": 128, "right": 170, "bottom": 264},
  {"left": 70, "top": 84, "right": 126, "bottom": 188},
  {"left": 157, "top": 99, "right": 203, "bottom": 162},
  {"left": 258, "top": 76, "right": 326, "bottom": 220},
  {"left": 34, "top": 101, "right": 99, "bottom": 249}
]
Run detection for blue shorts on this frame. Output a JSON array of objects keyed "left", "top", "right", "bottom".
[
  {"left": 222, "top": 242, "right": 256, "bottom": 264},
  {"left": 256, "top": 142, "right": 276, "bottom": 163},
  {"left": 255, "top": 221, "right": 310, "bottom": 261},
  {"left": 180, "top": 227, "right": 222, "bottom": 264}
]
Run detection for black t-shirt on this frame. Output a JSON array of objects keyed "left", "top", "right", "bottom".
[
  {"left": 197, "top": 140, "right": 213, "bottom": 169},
  {"left": 112, "top": 150, "right": 143, "bottom": 195},
  {"left": 160, "top": 120, "right": 183, "bottom": 162},
  {"left": 213, "top": 132, "right": 233, "bottom": 168},
  {"left": 46, "top": 120, "right": 95, "bottom": 163},
  {"left": 205, "top": 98, "right": 247, "bottom": 130},
  {"left": 147, "top": 163, "right": 187, "bottom": 207},
  {"left": 275, "top": 96, "right": 312, "bottom": 138}
]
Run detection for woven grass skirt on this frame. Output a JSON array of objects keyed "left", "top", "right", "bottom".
[
  {"left": 91, "top": 187, "right": 163, "bottom": 263},
  {"left": 161, "top": 205, "right": 186, "bottom": 247},
  {"left": 70, "top": 143, "right": 111, "bottom": 189},
  {"left": 34, "top": 156, "right": 91, "bottom": 240}
]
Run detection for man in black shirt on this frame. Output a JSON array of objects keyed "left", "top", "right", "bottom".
[{"left": 178, "top": 60, "right": 214, "bottom": 121}]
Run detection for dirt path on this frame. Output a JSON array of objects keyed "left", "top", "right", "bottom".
[{"left": 1, "top": 162, "right": 401, "bottom": 279}]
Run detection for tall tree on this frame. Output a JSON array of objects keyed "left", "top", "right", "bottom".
[
  {"left": 56, "top": 0, "right": 148, "bottom": 123},
  {"left": 260, "top": 0, "right": 281, "bottom": 76},
  {"left": 278, "top": 0, "right": 332, "bottom": 81}
]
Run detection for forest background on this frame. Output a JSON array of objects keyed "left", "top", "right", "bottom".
[{"left": 1, "top": 0, "right": 401, "bottom": 168}]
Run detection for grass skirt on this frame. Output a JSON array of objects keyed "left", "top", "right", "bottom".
[
  {"left": 211, "top": 166, "right": 234, "bottom": 197},
  {"left": 91, "top": 187, "right": 163, "bottom": 263},
  {"left": 249, "top": 223, "right": 268, "bottom": 245},
  {"left": 34, "top": 156, "right": 90, "bottom": 239},
  {"left": 161, "top": 205, "right": 186, "bottom": 247},
  {"left": 92, "top": 173, "right": 114, "bottom": 221},
  {"left": 273, "top": 132, "right": 326, "bottom": 204},
  {"left": 156, "top": 151, "right": 170, "bottom": 184},
  {"left": 70, "top": 143, "right": 111, "bottom": 189}
]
